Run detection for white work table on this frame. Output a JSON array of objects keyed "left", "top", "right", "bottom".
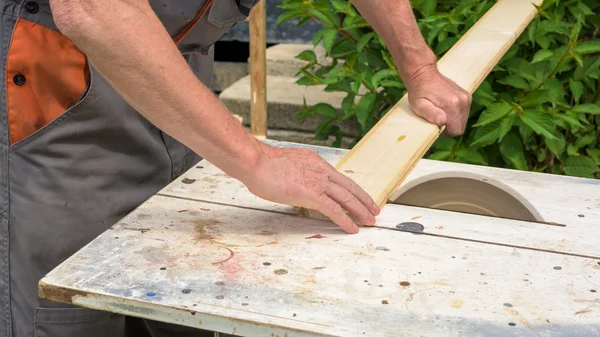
[{"left": 39, "top": 140, "right": 600, "bottom": 336}]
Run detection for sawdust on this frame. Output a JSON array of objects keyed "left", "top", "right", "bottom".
[{"left": 451, "top": 299, "right": 464, "bottom": 308}]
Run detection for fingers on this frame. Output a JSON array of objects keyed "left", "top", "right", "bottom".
[
  {"left": 443, "top": 89, "right": 471, "bottom": 136},
  {"left": 328, "top": 170, "right": 380, "bottom": 216},
  {"left": 314, "top": 193, "right": 359, "bottom": 234},
  {"left": 412, "top": 97, "right": 447, "bottom": 127},
  {"left": 325, "top": 180, "right": 376, "bottom": 227}
]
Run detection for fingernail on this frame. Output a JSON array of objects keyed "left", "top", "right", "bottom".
[
  {"left": 373, "top": 204, "right": 380, "bottom": 215},
  {"left": 435, "top": 114, "right": 445, "bottom": 125}
]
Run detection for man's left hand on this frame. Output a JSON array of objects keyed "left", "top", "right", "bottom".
[{"left": 404, "top": 64, "right": 472, "bottom": 136}]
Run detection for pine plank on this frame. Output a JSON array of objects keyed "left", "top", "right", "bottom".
[{"left": 299, "top": 0, "right": 544, "bottom": 222}]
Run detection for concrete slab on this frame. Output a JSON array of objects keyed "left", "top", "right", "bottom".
[
  {"left": 219, "top": 75, "right": 361, "bottom": 137},
  {"left": 262, "top": 44, "right": 328, "bottom": 76}
]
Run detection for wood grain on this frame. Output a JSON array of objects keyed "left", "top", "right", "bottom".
[{"left": 298, "top": 0, "right": 544, "bottom": 222}]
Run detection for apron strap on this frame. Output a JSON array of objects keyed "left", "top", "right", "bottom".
[
  {"left": 173, "top": 0, "right": 216, "bottom": 44},
  {"left": 235, "top": 0, "right": 254, "bottom": 16}
]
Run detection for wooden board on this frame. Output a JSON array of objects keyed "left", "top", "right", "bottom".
[
  {"left": 39, "top": 193, "right": 600, "bottom": 337},
  {"left": 299, "top": 0, "right": 544, "bottom": 221}
]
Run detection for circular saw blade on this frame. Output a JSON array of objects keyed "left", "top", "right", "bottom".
[{"left": 391, "top": 171, "right": 543, "bottom": 222}]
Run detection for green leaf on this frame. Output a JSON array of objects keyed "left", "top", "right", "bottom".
[
  {"left": 498, "top": 113, "right": 516, "bottom": 142},
  {"left": 503, "top": 57, "right": 539, "bottom": 82},
  {"left": 531, "top": 49, "right": 554, "bottom": 63},
  {"left": 498, "top": 75, "right": 531, "bottom": 90},
  {"left": 520, "top": 90, "right": 551, "bottom": 107},
  {"left": 472, "top": 80, "right": 496, "bottom": 107},
  {"left": 421, "top": 0, "right": 437, "bottom": 16},
  {"left": 586, "top": 148, "right": 600, "bottom": 165},
  {"left": 471, "top": 120, "right": 502, "bottom": 147},
  {"left": 519, "top": 109, "right": 558, "bottom": 140},
  {"left": 381, "top": 50, "right": 397, "bottom": 70},
  {"left": 573, "top": 40, "right": 600, "bottom": 55},
  {"left": 356, "top": 93, "right": 376, "bottom": 130},
  {"left": 519, "top": 122, "right": 534, "bottom": 141},
  {"left": 570, "top": 20, "right": 582, "bottom": 42},
  {"left": 432, "top": 136, "right": 456, "bottom": 151},
  {"left": 456, "top": 148, "right": 488, "bottom": 165},
  {"left": 473, "top": 101, "right": 513, "bottom": 127},
  {"left": 312, "top": 103, "right": 339, "bottom": 118},
  {"left": 330, "top": 0, "right": 346, "bottom": 11},
  {"left": 538, "top": 20, "right": 571, "bottom": 36},
  {"left": 330, "top": 38, "right": 356, "bottom": 57},
  {"left": 357, "top": 32, "right": 376, "bottom": 52},
  {"left": 276, "top": 9, "right": 303, "bottom": 25},
  {"left": 527, "top": 17, "right": 538, "bottom": 45},
  {"left": 379, "top": 80, "right": 405, "bottom": 89},
  {"left": 313, "top": 29, "right": 338, "bottom": 52},
  {"left": 428, "top": 150, "right": 451, "bottom": 161},
  {"left": 307, "top": 9, "right": 340, "bottom": 28},
  {"left": 341, "top": 94, "right": 355, "bottom": 116},
  {"left": 545, "top": 132, "right": 566, "bottom": 159},
  {"left": 574, "top": 56, "right": 600, "bottom": 80},
  {"left": 351, "top": 72, "right": 363, "bottom": 94},
  {"left": 499, "top": 132, "right": 528, "bottom": 170},
  {"left": 569, "top": 79, "right": 584, "bottom": 104},
  {"left": 296, "top": 50, "right": 317, "bottom": 63},
  {"left": 543, "top": 77, "right": 565, "bottom": 106},
  {"left": 555, "top": 113, "right": 584, "bottom": 129},
  {"left": 314, "top": 117, "right": 336, "bottom": 139},
  {"left": 567, "top": 144, "right": 580, "bottom": 157},
  {"left": 575, "top": 132, "right": 596, "bottom": 148},
  {"left": 371, "top": 69, "right": 399, "bottom": 88},
  {"left": 563, "top": 156, "right": 599, "bottom": 178},
  {"left": 572, "top": 104, "right": 600, "bottom": 115}
]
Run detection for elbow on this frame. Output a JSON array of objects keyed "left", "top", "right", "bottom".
[{"left": 50, "top": 0, "right": 100, "bottom": 40}]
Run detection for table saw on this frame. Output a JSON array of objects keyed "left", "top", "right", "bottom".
[{"left": 39, "top": 139, "right": 600, "bottom": 337}]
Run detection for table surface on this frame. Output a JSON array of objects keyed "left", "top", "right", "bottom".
[{"left": 39, "top": 140, "right": 600, "bottom": 337}]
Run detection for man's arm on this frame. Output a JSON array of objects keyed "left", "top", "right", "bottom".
[
  {"left": 49, "top": 0, "right": 379, "bottom": 233},
  {"left": 350, "top": 0, "right": 471, "bottom": 136}
]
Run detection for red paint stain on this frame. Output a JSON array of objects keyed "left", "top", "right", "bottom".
[
  {"left": 305, "top": 234, "right": 326, "bottom": 239},
  {"left": 212, "top": 247, "right": 234, "bottom": 265}
]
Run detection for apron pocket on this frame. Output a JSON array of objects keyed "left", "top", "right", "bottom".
[
  {"left": 34, "top": 306, "right": 125, "bottom": 337},
  {"left": 6, "top": 18, "right": 91, "bottom": 147}
]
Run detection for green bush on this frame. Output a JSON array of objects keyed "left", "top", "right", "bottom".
[{"left": 277, "top": 0, "right": 600, "bottom": 178}]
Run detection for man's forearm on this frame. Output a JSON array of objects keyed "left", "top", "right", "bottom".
[
  {"left": 49, "top": 0, "right": 263, "bottom": 181},
  {"left": 350, "top": 0, "right": 437, "bottom": 81}
]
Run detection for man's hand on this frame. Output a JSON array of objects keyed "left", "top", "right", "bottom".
[
  {"left": 50, "top": 0, "right": 379, "bottom": 233},
  {"left": 350, "top": 0, "right": 472, "bottom": 136},
  {"left": 240, "top": 144, "right": 380, "bottom": 234},
  {"left": 404, "top": 64, "right": 471, "bottom": 136}
]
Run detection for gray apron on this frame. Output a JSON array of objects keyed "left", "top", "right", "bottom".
[{"left": 0, "top": 1, "right": 257, "bottom": 336}]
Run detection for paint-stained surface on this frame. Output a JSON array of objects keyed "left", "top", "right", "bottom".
[
  {"left": 40, "top": 195, "right": 600, "bottom": 336},
  {"left": 39, "top": 140, "right": 600, "bottom": 337}
]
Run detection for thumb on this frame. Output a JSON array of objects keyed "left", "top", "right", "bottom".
[{"left": 411, "top": 97, "right": 447, "bottom": 127}]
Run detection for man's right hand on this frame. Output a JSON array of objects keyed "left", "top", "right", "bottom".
[
  {"left": 49, "top": 0, "right": 379, "bottom": 233},
  {"left": 241, "top": 143, "right": 380, "bottom": 234}
]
